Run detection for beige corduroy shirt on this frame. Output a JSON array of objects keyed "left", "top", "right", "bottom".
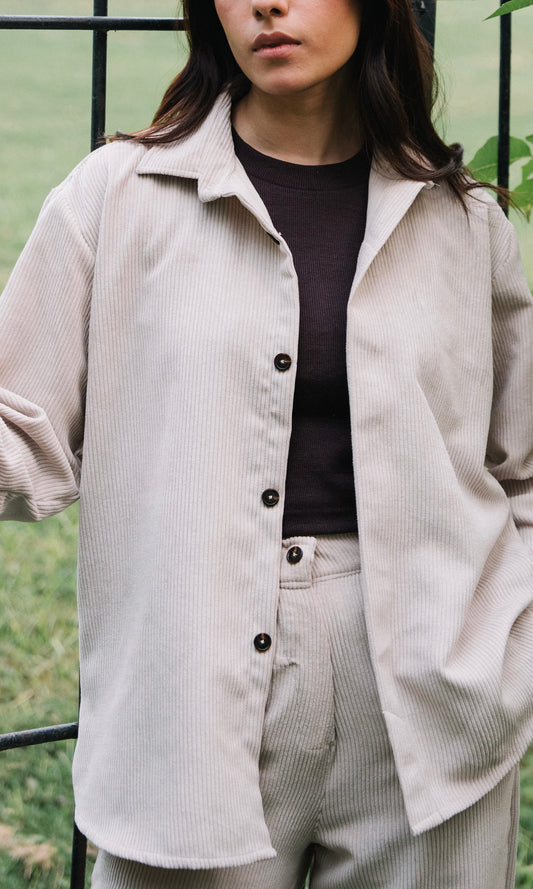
[{"left": 2, "top": 92, "right": 533, "bottom": 867}]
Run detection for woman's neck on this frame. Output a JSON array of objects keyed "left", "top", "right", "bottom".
[{"left": 232, "top": 77, "right": 362, "bottom": 166}]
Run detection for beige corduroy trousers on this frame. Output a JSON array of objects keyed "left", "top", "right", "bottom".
[{"left": 91, "top": 534, "right": 520, "bottom": 889}]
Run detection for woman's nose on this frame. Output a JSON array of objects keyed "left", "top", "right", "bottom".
[{"left": 252, "top": 1, "right": 289, "bottom": 19}]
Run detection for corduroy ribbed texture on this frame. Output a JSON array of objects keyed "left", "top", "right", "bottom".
[
  {"left": 1, "top": 92, "right": 533, "bottom": 865},
  {"left": 91, "top": 535, "right": 520, "bottom": 889}
]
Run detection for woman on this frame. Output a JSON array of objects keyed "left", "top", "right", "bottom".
[{"left": 1, "top": 0, "right": 533, "bottom": 886}]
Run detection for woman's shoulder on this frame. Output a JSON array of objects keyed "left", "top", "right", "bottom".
[
  {"left": 40, "top": 140, "right": 153, "bottom": 246},
  {"left": 465, "top": 183, "right": 523, "bottom": 266},
  {"left": 425, "top": 172, "right": 518, "bottom": 245},
  {"left": 59, "top": 138, "right": 150, "bottom": 194}
]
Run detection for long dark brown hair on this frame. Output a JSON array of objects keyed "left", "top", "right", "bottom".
[{"left": 122, "top": 0, "right": 483, "bottom": 202}]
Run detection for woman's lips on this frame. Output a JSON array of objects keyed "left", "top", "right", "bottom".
[
  {"left": 252, "top": 32, "right": 301, "bottom": 59},
  {"left": 255, "top": 43, "right": 300, "bottom": 59}
]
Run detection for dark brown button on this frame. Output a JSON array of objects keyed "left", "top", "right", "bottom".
[
  {"left": 286, "top": 545, "right": 303, "bottom": 564},
  {"left": 274, "top": 354, "right": 292, "bottom": 372},
  {"left": 262, "top": 489, "right": 280, "bottom": 507},
  {"left": 254, "top": 633, "right": 272, "bottom": 652}
]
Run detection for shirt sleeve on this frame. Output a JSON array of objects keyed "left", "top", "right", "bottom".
[
  {"left": 485, "top": 203, "right": 533, "bottom": 553},
  {"left": 0, "top": 166, "right": 96, "bottom": 521}
]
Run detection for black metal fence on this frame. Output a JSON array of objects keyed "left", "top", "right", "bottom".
[{"left": 0, "top": 1, "right": 514, "bottom": 886}]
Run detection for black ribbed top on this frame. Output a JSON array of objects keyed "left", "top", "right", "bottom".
[{"left": 233, "top": 129, "right": 370, "bottom": 536}]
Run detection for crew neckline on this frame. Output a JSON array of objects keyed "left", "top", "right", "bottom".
[{"left": 232, "top": 127, "right": 371, "bottom": 192}]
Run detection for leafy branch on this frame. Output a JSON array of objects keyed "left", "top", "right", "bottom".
[
  {"left": 465, "top": 0, "right": 533, "bottom": 218},
  {"left": 467, "top": 136, "right": 533, "bottom": 220},
  {"left": 486, "top": 0, "right": 533, "bottom": 19}
]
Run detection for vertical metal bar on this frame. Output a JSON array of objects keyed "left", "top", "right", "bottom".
[
  {"left": 415, "top": 0, "right": 437, "bottom": 53},
  {"left": 69, "top": 677, "right": 86, "bottom": 888},
  {"left": 69, "top": 821, "right": 88, "bottom": 889},
  {"left": 75, "top": 0, "right": 108, "bottom": 873},
  {"left": 498, "top": 1, "right": 512, "bottom": 213},
  {"left": 91, "top": 0, "right": 108, "bottom": 150}
]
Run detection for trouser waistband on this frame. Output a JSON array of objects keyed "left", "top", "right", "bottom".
[{"left": 280, "top": 533, "right": 360, "bottom": 587}]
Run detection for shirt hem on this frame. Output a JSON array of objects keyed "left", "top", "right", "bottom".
[{"left": 76, "top": 816, "right": 277, "bottom": 870}]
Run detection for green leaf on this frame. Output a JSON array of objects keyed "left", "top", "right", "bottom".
[
  {"left": 527, "top": 135, "right": 533, "bottom": 144},
  {"left": 508, "top": 137, "right": 532, "bottom": 162},
  {"left": 486, "top": 0, "right": 533, "bottom": 19},
  {"left": 522, "top": 158, "right": 533, "bottom": 184},
  {"left": 513, "top": 180, "right": 533, "bottom": 222},
  {"left": 515, "top": 181, "right": 533, "bottom": 201},
  {"left": 466, "top": 135, "right": 532, "bottom": 182}
]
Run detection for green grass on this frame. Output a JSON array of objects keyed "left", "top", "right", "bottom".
[
  {"left": 520, "top": 750, "right": 533, "bottom": 887},
  {"left": 0, "top": 0, "right": 188, "bottom": 289},
  {"left": 1, "top": 1, "right": 533, "bottom": 886},
  {"left": 0, "top": 507, "right": 85, "bottom": 887}
]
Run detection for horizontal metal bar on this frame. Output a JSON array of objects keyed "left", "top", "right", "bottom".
[
  {"left": 0, "top": 16, "right": 185, "bottom": 31},
  {"left": 0, "top": 722, "right": 78, "bottom": 751}
]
